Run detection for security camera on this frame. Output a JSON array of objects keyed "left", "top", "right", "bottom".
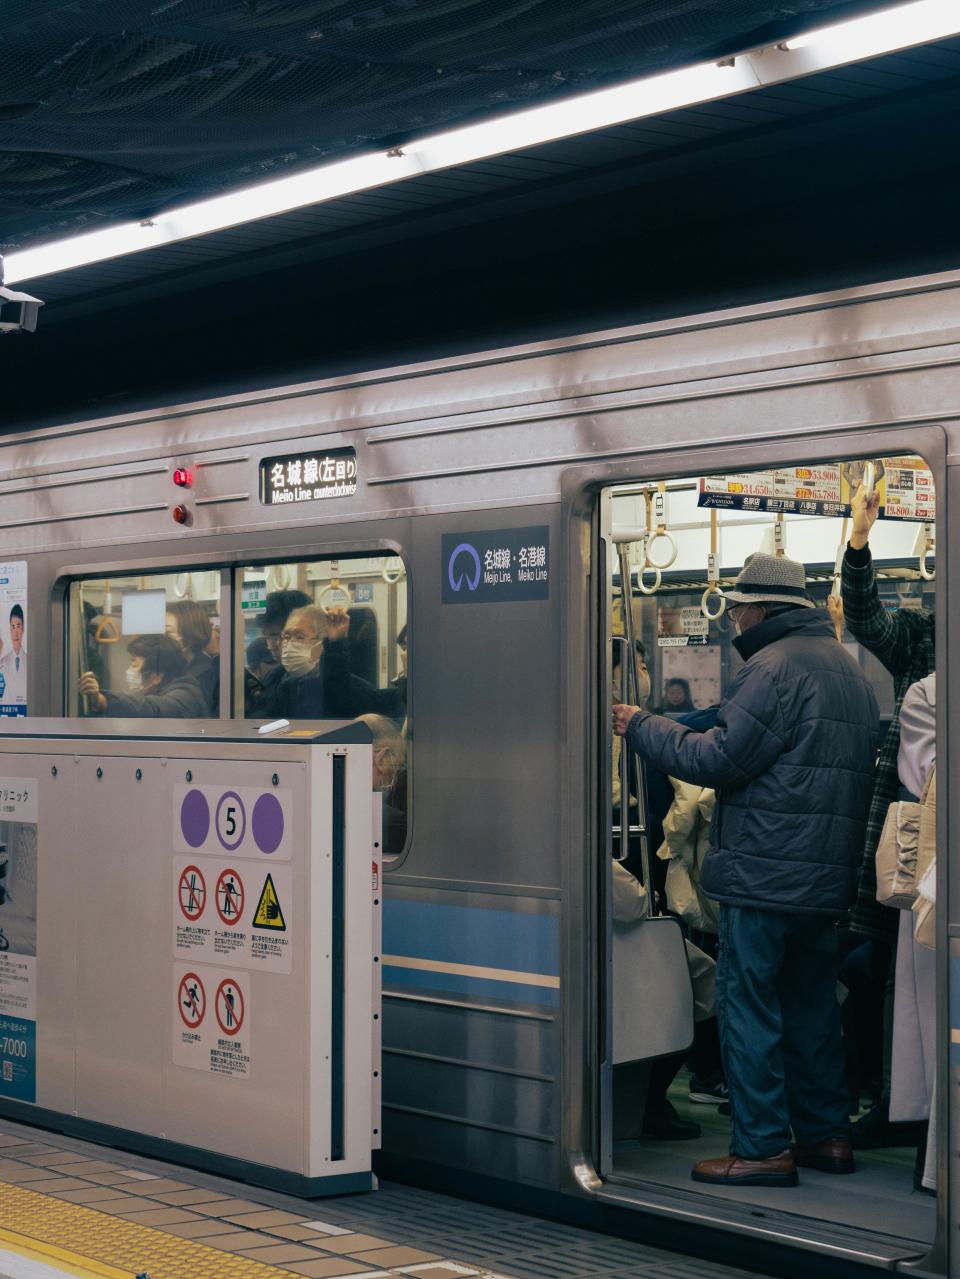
[{"left": 0, "top": 257, "right": 43, "bottom": 333}]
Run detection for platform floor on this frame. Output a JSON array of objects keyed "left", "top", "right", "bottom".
[{"left": 0, "top": 1117, "right": 788, "bottom": 1279}]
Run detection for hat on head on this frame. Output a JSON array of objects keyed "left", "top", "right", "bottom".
[{"left": 725, "top": 552, "right": 814, "bottom": 609}]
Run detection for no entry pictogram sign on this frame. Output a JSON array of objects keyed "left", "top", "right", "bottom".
[
  {"left": 178, "top": 865, "right": 206, "bottom": 921},
  {"left": 215, "top": 868, "right": 244, "bottom": 926},
  {"left": 215, "top": 978, "right": 245, "bottom": 1036}
]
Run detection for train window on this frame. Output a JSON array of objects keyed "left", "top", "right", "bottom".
[
  {"left": 237, "top": 556, "right": 408, "bottom": 857},
  {"left": 67, "top": 572, "right": 221, "bottom": 719}
]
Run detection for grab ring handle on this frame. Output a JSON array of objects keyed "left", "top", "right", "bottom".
[
  {"left": 920, "top": 548, "right": 935, "bottom": 582},
  {"left": 94, "top": 617, "right": 120, "bottom": 643},
  {"left": 637, "top": 564, "right": 661, "bottom": 595},
  {"left": 644, "top": 530, "right": 677, "bottom": 570},
  {"left": 701, "top": 587, "right": 726, "bottom": 620},
  {"left": 381, "top": 557, "right": 404, "bottom": 584},
  {"left": 319, "top": 583, "right": 350, "bottom": 614}
]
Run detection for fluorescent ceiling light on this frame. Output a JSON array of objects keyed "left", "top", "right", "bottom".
[
  {"left": 5, "top": 0, "right": 959, "bottom": 285},
  {"left": 783, "top": 0, "right": 960, "bottom": 55}
]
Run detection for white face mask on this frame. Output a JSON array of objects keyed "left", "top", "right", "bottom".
[
  {"left": 281, "top": 638, "right": 317, "bottom": 677},
  {"left": 125, "top": 666, "right": 143, "bottom": 692}
]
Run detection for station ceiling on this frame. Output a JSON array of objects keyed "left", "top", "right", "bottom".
[
  {"left": 1, "top": 0, "right": 899, "bottom": 250},
  {"left": 5, "top": 0, "right": 960, "bottom": 431}
]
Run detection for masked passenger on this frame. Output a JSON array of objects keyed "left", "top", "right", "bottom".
[
  {"left": 79, "top": 635, "right": 208, "bottom": 718},
  {"left": 245, "top": 589, "right": 310, "bottom": 716},
  {"left": 166, "top": 601, "right": 218, "bottom": 713},
  {"left": 261, "top": 605, "right": 329, "bottom": 719},
  {"left": 613, "top": 552, "right": 878, "bottom": 1187}
]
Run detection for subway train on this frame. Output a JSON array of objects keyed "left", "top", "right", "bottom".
[{"left": 0, "top": 266, "right": 954, "bottom": 1276}]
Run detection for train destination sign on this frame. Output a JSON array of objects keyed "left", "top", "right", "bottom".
[
  {"left": 260, "top": 447, "right": 358, "bottom": 505},
  {"left": 442, "top": 526, "right": 550, "bottom": 604}
]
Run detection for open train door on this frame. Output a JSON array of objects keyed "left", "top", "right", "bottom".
[{"left": 597, "top": 489, "right": 695, "bottom": 1174}]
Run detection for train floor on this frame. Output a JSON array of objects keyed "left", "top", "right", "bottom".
[
  {"left": 613, "top": 1077, "right": 935, "bottom": 1256},
  {"left": 0, "top": 1115, "right": 792, "bottom": 1279}
]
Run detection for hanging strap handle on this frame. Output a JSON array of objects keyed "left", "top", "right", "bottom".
[
  {"left": 919, "top": 522, "right": 935, "bottom": 582},
  {"left": 773, "top": 512, "right": 786, "bottom": 558},
  {"left": 701, "top": 509, "right": 726, "bottom": 620},
  {"left": 831, "top": 516, "right": 850, "bottom": 598},
  {"left": 644, "top": 483, "right": 678, "bottom": 570}
]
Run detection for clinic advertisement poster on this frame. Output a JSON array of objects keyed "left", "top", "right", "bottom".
[{"left": 0, "top": 563, "right": 27, "bottom": 718}]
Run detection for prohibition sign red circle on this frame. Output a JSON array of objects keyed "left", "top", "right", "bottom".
[
  {"left": 178, "top": 865, "right": 206, "bottom": 921},
  {"left": 215, "top": 978, "right": 245, "bottom": 1036},
  {"left": 215, "top": 868, "right": 245, "bottom": 926},
  {"left": 178, "top": 972, "right": 206, "bottom": 1028}
]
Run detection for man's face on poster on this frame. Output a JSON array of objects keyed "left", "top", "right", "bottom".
[{"left": 10, "top": 616, "right": 23, "bottom": 654}]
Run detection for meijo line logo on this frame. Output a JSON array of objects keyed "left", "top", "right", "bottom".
[{"left": 447, "top": 543, "right": 482, "bottom": 593}]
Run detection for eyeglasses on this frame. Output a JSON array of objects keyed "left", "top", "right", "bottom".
[{"left": 280, "top": 629, "right": 315, "bottom": 643}]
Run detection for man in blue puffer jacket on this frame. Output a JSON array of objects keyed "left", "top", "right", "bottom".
[{"left": 614, "top": 552, "right": 878, "bottom": 1188}]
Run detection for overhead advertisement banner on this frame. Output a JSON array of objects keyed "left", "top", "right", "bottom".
[{"left": 697, "top": 458, "right": 935, "bottom": 522}]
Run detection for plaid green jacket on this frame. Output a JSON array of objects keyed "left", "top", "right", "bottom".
[{"left": 841, "top": 544, "right": 935, "bottom": 939}]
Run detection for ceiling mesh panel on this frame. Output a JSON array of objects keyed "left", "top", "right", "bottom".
[{"left": 0, "top": 0, "right": 893, "bottom": 246}]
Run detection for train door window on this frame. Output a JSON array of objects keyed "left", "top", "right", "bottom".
[
  {"left": 67, "top": 571, "right": 221, "bottom": 719},
  {"left": 237, "top": 555, "right": 408, "bottom": 856},
  {"left": 602, "top": 456, "right": 937, "bottom": 1253}
]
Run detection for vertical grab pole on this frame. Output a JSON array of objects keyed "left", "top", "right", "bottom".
[
  {"left": 616, "top": 543, "right": 653, "bottom": 916},
  {"left": 612, "top": 635, "right": 629, "bottom": 863}
]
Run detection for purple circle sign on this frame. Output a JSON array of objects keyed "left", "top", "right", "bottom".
[
  {"left": 252, "top": 793, "right": 284, "bottom": 855},
  {"left": 215, "top": 791, "right": 246, "bottom": 851},
  {"left": 180, "top": 789, "right": 210, "bottom": 849}
]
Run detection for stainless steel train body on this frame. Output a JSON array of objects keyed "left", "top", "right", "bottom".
[{"left": 2, "top": 269, "right": 957, "bottom": 1275}]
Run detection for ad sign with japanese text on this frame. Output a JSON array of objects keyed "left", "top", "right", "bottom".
[
  {"left": 697, "top": 458, "right": 935, "bottom": 522},
  {"left": 0, "top": 563, "right": 26, "bottom": 718},
  {"left": 0, "top": 781, "right": 38, "bottom": 1103}
]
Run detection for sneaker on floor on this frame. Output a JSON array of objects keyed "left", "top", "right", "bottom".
[
  {"left": 642, "top": 1100, "right": 702, "bottom": 1141},
  {"left": 689, "top": 1073, "right": 729, "bottom": 1105},
  {"left": 850, "top": 1100, "right": 925, "bottom": 1149}
]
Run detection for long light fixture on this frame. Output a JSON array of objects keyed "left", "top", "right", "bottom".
[{"left": 5, "top": 0, "right": 958, "bottom": 285}]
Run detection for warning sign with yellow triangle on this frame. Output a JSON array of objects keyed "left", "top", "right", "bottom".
[{"left": 253, "top": 873, "right": 287, "bottom": 931}]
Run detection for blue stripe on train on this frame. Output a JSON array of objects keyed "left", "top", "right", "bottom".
[
  {"left": 382, "top": 899, "right": 560, "bottom": 1006},
  {"left": 382, "top": 963, "right": 560, "bottom": 1007}
]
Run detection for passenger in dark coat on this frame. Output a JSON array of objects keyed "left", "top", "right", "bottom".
[
  {"left": 322, "top": 609, "right": 407, "bottom": 722},
  {"left": 166, "top": 601, "right": 218, "bottom": 714},
  {"left": 79, "top": 634, "right": 208, "bottom": 718},
  {"left": 614, "top": 552, "right": 878, "bottom": 1188}
]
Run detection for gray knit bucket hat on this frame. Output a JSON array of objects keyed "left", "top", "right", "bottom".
[{"left": 724, "top": 551, "right": 814, "bottom": 609}]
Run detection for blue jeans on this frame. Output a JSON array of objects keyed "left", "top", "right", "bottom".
[{"left": 716, "top": 905, "right": 850, "bottom": 1160}]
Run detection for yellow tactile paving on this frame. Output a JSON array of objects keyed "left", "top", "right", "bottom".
[
  {"left": 0, "top": 1181, "right": 319, "bottom": 1279},
  {"left": 0, "top": 1224, "right": 131, "bottom": 1279}
]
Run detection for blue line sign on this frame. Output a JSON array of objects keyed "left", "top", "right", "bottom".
[{"left": 442, "top": 527, "right": 550, "bottom": 604}]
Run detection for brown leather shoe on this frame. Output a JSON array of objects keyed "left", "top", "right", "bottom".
[
  {"left": 793, "top": 1137, "right": 855, "bottom": 1174},
  {"left": 692, "top": 1150, "right": 798, "bottom": 1187}
]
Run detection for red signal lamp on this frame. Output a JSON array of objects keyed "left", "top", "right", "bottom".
[
  {"left": 173, "top": 467, "right": 193, "bottom": 488},
  {"left": 172, "top": 504, "right": 190, "bottom": 525}
]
